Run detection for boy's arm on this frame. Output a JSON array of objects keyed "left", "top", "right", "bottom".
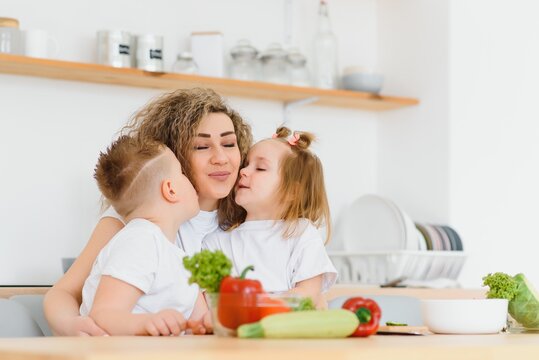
[
  {"left": 289, "top": 274, "right": 328, "bottom": 309},
  {"left": 89, "top": 276, "right": 186, "bottom": 336}
]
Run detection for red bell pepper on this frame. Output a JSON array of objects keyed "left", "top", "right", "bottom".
[
  {"left": 257, "top": 296, "right": 291, "bottom": 319},
  {"left": 342, "top": 297, "right": 382, "bottom": 337},
  {"left": 217, "top": 265, "right": 264, "bottom": 329}
]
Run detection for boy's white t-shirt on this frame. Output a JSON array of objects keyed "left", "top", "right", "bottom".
[
  {"left": 202, "top": 219, "right": 338, "bottom": 293},
  {"left": 100, "top": 206, "right": 219, "bottom": 256},
  {"left": 80, "top": 218, "right": 199, "bottom": 318}
]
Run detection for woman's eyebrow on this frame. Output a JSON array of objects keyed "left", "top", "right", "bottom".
[{"left": 196, "top": 131, "right": 236, "bottom": 138}]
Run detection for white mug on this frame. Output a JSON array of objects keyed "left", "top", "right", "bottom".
[{"left": 22, "top": 29, "right": 58, "bottom": 58}]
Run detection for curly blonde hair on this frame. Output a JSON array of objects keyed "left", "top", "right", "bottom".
[{"left": 121, "top": 88, "right": 252, "bottom": 229}]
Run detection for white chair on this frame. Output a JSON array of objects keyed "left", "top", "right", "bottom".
[
  {"left": 0, "top": 298, "right": 44, "bottom": 337},
  {"left": 10, "top": 295, "right": 52, "bottom": 336}
]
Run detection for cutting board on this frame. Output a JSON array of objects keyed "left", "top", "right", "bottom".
[{"left": 376, "top": 325, "right": 431, "bottom": 336}]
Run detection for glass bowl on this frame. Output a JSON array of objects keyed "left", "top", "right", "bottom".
[
  {"left": 506, "top": 314, "right": 539, "bottom": 334},
  {"left": 204, "top": 292, "right": 307, "bottom": 337}
]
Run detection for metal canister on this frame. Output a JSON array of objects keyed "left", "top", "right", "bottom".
[
  {"left": 135, "top": 34, "right": 163, "bottom": 72},
  {"left": 96, "top": 30, "right": 132, "bottom": 68}
]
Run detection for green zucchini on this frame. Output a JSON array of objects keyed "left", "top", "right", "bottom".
[{"left": 237, "top": 309, "right": 359, "bottom": 338}]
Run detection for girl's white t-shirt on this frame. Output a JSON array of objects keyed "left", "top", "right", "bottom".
[
  {"left": 202, "top": 219, "right": 338, "bottom": 293},
  {"left": 80, "top": 218, "right": 199, "bottom": 317},
  {"left": 101, "top": 206, "right": 219, "bottom": 256}
]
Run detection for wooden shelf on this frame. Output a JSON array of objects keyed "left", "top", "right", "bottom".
[{"left": 0, "top": 54, "right": 419, "bottom": 111}]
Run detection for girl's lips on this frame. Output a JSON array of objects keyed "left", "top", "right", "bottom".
[{"left": 209, "top": 171, "right": 231, "bottom": 182}]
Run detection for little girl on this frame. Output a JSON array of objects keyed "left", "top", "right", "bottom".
[{"left": 203, "top": 127, "right": 337, "bottom": 307}]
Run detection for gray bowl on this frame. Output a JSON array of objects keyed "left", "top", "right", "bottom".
[{"left": 341, "top": 73, "right": 384, "bottom": 93}]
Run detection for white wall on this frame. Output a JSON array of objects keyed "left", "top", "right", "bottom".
[
  {"left": 449, "top": 0, "right": 539, "bottom": 287},
  {"left": 4, "top": 0, "right": 537, "bottom": 290},
  {"left": 0, "top": 0, "right": 379, "bottom": 284}
]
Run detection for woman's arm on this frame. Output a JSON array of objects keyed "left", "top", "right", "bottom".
[
  {"left": 43, "top": 217, "right": 124, "bottom": 336},
  {"left": 289, "top": 274, "right": 328, "bottom": 309},
  {"left": 90, "top": 276, "right": 187, "bottom": 336}
]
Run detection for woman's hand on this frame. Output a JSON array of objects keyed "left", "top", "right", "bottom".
[{"left": 69, "top": 315, "right": 108, "bottom": 336}]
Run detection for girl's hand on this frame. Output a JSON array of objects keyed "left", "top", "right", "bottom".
[
  {"left": 186, "top": 311, "right": 213, "bottom": 335},
  {"left": 144, "top": 309, "right": 187, "bottom": 336},
  {"left": 70, "top": 315, "right": 109, "bottom": 336}
]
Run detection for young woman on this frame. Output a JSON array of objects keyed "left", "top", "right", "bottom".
[{"left": 43, "top": 88, "right": 252, "bottom": 336}]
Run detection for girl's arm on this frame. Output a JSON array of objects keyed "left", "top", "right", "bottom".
[
  {"left": 43, "top": 217, "right": 124, "bottom": 336},
  {"left": 289, "top": 274, "right": 328, "bottom": 309},
  {"left": 186, "top": 292, "right": 213, "bottom": 334},
  {"left": 90, "top": 275, "right": 187, "bottom": 336}
]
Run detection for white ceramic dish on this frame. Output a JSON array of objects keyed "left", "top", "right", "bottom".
[
  {"left": 340, "top": 194, "right": 417, "bottom": 252},
  {"left": 341, "top": 73, "right": 384, "bottom": 93},
  {"left": 421, "top": 299, "right": 508, "bottom": 334}
]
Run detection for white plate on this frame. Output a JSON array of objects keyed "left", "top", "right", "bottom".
[{"left": 341, "top": 194, "right": 416, "bottom": 252}]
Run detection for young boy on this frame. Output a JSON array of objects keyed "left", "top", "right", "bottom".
[{"left": 80, "top": 135, "right": 209, "bottom": 336}]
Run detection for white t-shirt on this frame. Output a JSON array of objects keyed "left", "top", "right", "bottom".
[
  {"left": 202, "top": 219, "right": 338, "bottom": 293},
  {"left": 80, "top": 219, "right": 199, "bottom": 318},
  {"left": 100, "top": 206, "right": 219, "bottom": 256}
]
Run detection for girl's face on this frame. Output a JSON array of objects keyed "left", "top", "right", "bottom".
[
  {"left": 190, "top": 112, "right": 241, "bottom": 211},
  {"left": 235, "top": 139, "right": 291, "bottom": 220}
]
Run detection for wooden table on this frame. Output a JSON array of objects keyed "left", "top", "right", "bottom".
[{"left": 0, "top": 334, "right": 537, "bottom": 360}]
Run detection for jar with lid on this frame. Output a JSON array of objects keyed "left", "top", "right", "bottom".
[
  {"left": 229, "top": 39, "right": 258, "bottom": 81},
  {"left": 172, "top": 52, "right": 198, "bottom": 74},
  {"left": 287, "top": 48, "right": 310, "bottom": 87},
  {"left": 0, "top": 17, "right": 21, "bottom": 55},
  {"left": 259, "top": 43, "right": 288, "bottom": 85}
]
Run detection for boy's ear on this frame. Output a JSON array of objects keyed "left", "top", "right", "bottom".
[{"left": 161, "top": 179, "right": 179, "bottom": 203}]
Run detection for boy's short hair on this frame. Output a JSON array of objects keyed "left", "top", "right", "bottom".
[{"left": 94, "top": 135, "right": 167, "bottom": 217}]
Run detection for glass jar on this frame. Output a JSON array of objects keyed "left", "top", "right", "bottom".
[
  {"left": 229, "top": 39, "right": 258, "bottom": 81},
  {"left": 259, "top": 43, "right": 288, "bottom": 85},
  {"left": 287, "top": 48, "right": 310, "bottom": 87},
  {"left": 171, "top": 51, "right": 198, "bottom": 74}
]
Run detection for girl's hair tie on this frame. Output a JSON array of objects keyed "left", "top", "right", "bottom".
[
  {"left": 271, "top": 133, "right": 279, "bottom": 139},
  {"left": 288, "top": 133, "right": 300, "bottom": 146}
]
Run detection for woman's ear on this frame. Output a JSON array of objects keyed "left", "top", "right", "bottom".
[{"left": 161, "top": 179, "right": 179, "bottom": 203}]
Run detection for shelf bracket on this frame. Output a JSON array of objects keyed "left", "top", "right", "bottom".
[{"left": 282, "top": 97, "right": 319, "bottom": 126}]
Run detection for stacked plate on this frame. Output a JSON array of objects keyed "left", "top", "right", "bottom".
[
  {"left": 331, "top": 194, "right": 467, "bottom": 284},
  {"left": 415, "top": 223, "right": 463, "bottom": 251}
]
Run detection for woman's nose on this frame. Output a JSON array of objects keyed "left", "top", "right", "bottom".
[{"left": 210, "top": 146, "right": 228, "bottom": 165}]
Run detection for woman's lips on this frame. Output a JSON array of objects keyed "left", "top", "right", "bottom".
[{"left": 209, "top": 171, "right": 231, "bottom": 182}]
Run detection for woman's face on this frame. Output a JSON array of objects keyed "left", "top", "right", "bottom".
[{"left": 190, "top": 112, "right": 241, "bottom": 211}]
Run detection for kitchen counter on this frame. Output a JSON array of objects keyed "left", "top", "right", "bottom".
[{"left": 0, "top": 334, "right": 537, "bottom": 360}]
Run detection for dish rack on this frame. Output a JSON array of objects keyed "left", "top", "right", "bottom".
[{"left": 329, "top": 251, "right": 467, "bottom": 285}]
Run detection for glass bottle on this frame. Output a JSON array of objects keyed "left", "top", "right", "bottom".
[
  {"left": 171, "top": 52, "right": 198, "bottom": 74},
  {"left": 259, "top": 43, "right": 288, "bottom": 84},
  {"left": 287, "top": 48, "right": 310, "bottom": 87},
  {"left": 229, "top": 39, "right": 258, "bottom": 81},
  {"left": 313, "top": 0, "right": 338, "bottom": 89}
]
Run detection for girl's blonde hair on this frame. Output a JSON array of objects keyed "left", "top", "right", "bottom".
[
  {"left": 121, "top": 88, "right": 252, "bottom": 229},
  {"left": 273, "top": 126, "right": 331, "bottom": 244}
]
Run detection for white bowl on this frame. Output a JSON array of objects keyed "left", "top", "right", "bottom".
[
  {"left": 341, "top": 73, "right": 384, "bottom": 93},
  {"left": 421, "top": 299, "right": 508, "bottom": 334}
]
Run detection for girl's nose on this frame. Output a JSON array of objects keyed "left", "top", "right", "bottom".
[{"left": 239, "top": 167, "right": 248, "bottom": 177}]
